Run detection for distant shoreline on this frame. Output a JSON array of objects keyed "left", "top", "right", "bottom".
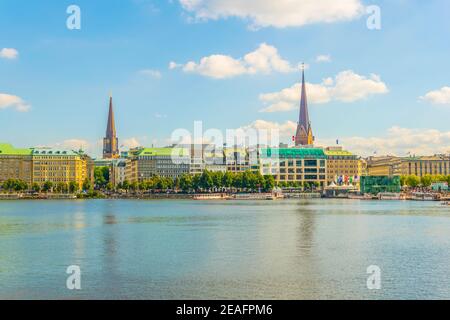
[{"left": 0, "top": 192, "right": 448, "bottom": 203}]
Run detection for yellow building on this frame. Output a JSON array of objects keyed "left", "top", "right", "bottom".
[
  {"left": 1, "top": 144, "right": 93, "bottom": 189},
  {"left": 0, "top": 143, "right": 33, "bottom": 184},
  {"left": 31, "top": 148, "right": 94, "bottom": 189},
  {"left": 259, "top": 148, "right": 327, "bottom": 188},
  {"left": 400, "top": 155, "right": 450, "bottom": 176},
  {"left": 366, "top": 155, "right": 450, "bottom": 177},
  {"left": 324, "top": 147, "right": 359, "bottom": 185},
  {"left": 366, "top": 156, "right": 402, "bottom": 176},
  {"left": 358, "top": 158, "right": 367, "bottom": 177}
]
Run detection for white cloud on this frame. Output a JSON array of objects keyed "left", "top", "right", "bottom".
[
  {"left": 317, "top": 127, "right": 450, "bottom": 157},
  {"left": 238, "top": 119, "right": 297, "bottom": 138},
  {"left": 421, "top": 86, "right": 450, "bottom": 105},
  {"left": 55, "top": 139, "right": 91, "bottom": 151},
  {"left": 260, "top": 70, "right": 388, "bottom": 112},
  {"left": 0, "top": 93, "right": 31, "bottom": 112},
  {"left": 139, "top": 69, "right": 162, "bottom": 78},
  {"left": 122, "top": 137, "right": 142, "bottom": 149},
  {"left": 169, "top": 61, "right": 181, "bottom": 69},
  {"left": 238, "top": 121, "right": 450, "bottom": 156},
  {"left": 174, "top": 43, "right": 297, "bottom": 79},
  {"left": 179, "top": 0, "right": 365, "bottom": 29},
  {"left": 0, "top": 48, "right": 18, "bottom": 59},
  {"left": 316, "top": 54, "right": 331, "bottom": 63}
]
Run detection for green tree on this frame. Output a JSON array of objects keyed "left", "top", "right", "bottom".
[
  {"left": 222, "top": 172, "right": 233, "bottom": 189},
  {"left": 200, "top": 170, "right": 214, "bottom": 190},
  {"left": 233, "top": 173, "right": 243, "bottom": 190},
  {"left": 106, "top": 182, "right": 114, "bottom": 191},
  {"left": 69, "top": 181, "right": 79, "bottom": 193},
  {"left": 42, "top": 181, "right": 54, "bottom": 193},
  {"left": 56, "top": 182, "right": 68, "bottom": 193},
  {"left": 82, "top": 179, "right": 92, "bottom": 192},
  {"left": 122, "top": 180, "right": 130, "bottom": 191},
  {"left": 211, "top": 171, "right": 224, "bottom": 189},
  {"left": 138, "top": 181, "right": 147, "bottom": 192},
  {"left": 406, "top": 175, "right": 420, "bottom": 188},
  {"left": 179, "top": 173, "right": 193, "bottom": 192},
  {"left": 400, "top": 175, "right": 407, "bottom": 186},
  {"left": 94, "top": 166, "right": 110, "bottom": 189},
  {"left": 32, "top": 182, "right": 41, "bottom": 193},
  {"left": 263, "top": 175, "right": 275, "bottom": 191},
  {"left": 130, "top": 181, "right": 138, "bottom": 191},
  {"left": 420, "top": 175, "right": 432, "bottom": 187},
  {"left": 192, "top": 174, "right": 201, "bottom": 191}
]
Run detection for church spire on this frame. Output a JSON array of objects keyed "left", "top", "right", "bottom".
[
  {"left": 106, "top": 95, "right": 116, "bottom": 138},
  {"left": 295, "top": 64, "right": 314, "bottom": 146},
  {"left": 103, "top": 94, "right": 119, "bottom": 159}
]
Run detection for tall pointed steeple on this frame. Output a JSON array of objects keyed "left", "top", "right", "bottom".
[
  {"left": 295, "top": 64, "right": 314, "bottom": 146},
  {"left": 103, "top": 94, "right": 119, "bottom": 159}
]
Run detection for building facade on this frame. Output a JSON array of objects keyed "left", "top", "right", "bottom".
[
  {"left": 125, "top": 147, "right": 190, "bottom": 182},
  {"left": 0, "top": 143, "right": 33, "bottom": 184},
  {"left": 366, "top": 155, "right": 450, "bottom": 177},
  {"left": 0, "top": 143, "right": 93, "bottom": 189},
  {"left": 31, "top": 148, "right": 93, "bottom": 189},
  {"left": 225, "top": 147, "right": 251, "bottom": 173},
  {"left": 400, "top": 155, "right": 450, "bottom": 176},
  {"left": 259, "top": 148, "right": 327, "bottom": 188},
  {"left": 324, "top": 147, "right": 359, "bottom": 186},
  {"left": 360, "top": 176, "right": 401, "bottom": 194}
]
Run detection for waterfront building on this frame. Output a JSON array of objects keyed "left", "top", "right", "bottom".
[
  {"left": 295, "top": 66, "right": 314, "bottom": 147},
  {"left": 259, "top": 148, "right": 327, "bottom": 188},
  {"left": 110, "top": 159, "right": 127, "bottom": 186},
  {"left": 360, "top": 176, "right": 401, "bottom": 194},
  {"left": 179, "top": 144, "right": 225, "bottom": 175},
  {"left": 1, "top": 143, "right": 93, "bottom": 189},
  {"left": 366, "top": 156, "right": 402, "bottom": 176},
  {"left": 366, "top": 155, "right": 450, "bottom": 177},
  {"left": 400, "top": 155, "right": 450, "bottom": 176},
  {"left": 224, "top": 147, "right": 251, "bottom": 173},
  {"left": 125, "top": 147, "right": 190, "bottom": 182},
  {"left": 358, "top": 158, "right": 368, "bottom": 177},
  {"left": 31, "top": 147, "right": 93, "bottom": 189},
  {"left": 103, "top": 95, "right": 120, "bottom": 159},
  {"left": 94, "top": 158, "right": 127, "bottom": 186},
  {"left": 324, "top": 146, "right": 359, "bottom": 186},
  {"left": 0, "top": 143, "right": 33, "bottom": 184}
]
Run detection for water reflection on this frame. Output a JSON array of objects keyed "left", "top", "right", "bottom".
[{"left": 0, "top": 199, "right": 449, "bottom": 299}]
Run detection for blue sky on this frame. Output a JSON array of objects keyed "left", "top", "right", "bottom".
[{"left": 1, "top": 0, "right": 449, "bottom": 157}]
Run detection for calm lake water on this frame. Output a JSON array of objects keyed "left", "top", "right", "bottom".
[{"left": 0, "top": 199, "right": 449, "bottom": 300}]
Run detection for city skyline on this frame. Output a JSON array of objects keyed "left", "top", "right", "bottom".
[{"left": 1, "top": 0, "right": 450, "bottom": 157}]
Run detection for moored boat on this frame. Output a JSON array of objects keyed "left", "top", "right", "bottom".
[
  {"left": 378, "top": 192, "right": 403, "bottom": 200},
  {"left": 410, "top": 192, "right": 440, "bottom": 201}
]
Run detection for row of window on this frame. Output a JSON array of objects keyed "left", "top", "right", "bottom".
[{"left": 277, "top": 175, "right": 327, "bottom": 181}]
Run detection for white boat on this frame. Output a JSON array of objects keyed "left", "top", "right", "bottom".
[
  {"left": 378, "top": 192, "right": 402, "bottom": 200},
  {"left": 410, "top": 192, "right": 440, "bottom": 201}
]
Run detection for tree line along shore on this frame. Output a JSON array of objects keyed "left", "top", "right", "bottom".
[{"left": 1, "top": 167, "right": 450, "bottom": 199}]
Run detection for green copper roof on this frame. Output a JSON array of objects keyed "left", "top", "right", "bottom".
[
  {"left": 324, "top": 150, "right": 355, "bottom": 156},
  {"left": 136, "top": 148, "right": 189, "bottom": 157},
  {"left": 31, "top": 147, "right": 82, "bottom": 156},
  {"left": 0, "top": 143, "right": 33, "bottom": 156},
  {"left": 260, "top": 148, "right": 326, "bottom": 159}
]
